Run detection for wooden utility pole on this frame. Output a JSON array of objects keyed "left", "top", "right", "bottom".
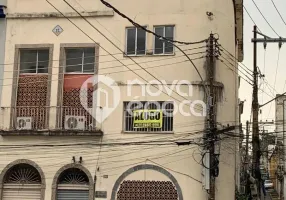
[
  {"left": 244, "top": 121, "right": 250, "bottom": 196},
  {"left": 208, "top": 33, "right": 217, "bottom": 200},
  {"left": 245, "top": 121, "right": 250, "bottom": 166},
  {"left": 251, "top": 25, "right": 261, "bottom": 199},
  {"left": 250, "top": 25, "right": 286, "bottom": 199}
]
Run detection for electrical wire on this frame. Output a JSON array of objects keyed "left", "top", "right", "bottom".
[
  {"left": 283, "top": 80, "right": 286, "bottom": 92},
  {"left": 63, "top": 0, "right": 209, "bottom": 111},
  {"left": 0, "top": 51, "right": 206, "bottom": 82},
  {"left": 47, "top": 0, "right": 207, "bottom": 113},
  {"left": 69, "top": 0, "right": 207, "bottom": 97},
  {"left": 0, "top": 56, "right": 205, "bottom": 88},
  {"left": 219, "top": 56, "right": 274, "bottom": 99},
  {"left": 243, "top": 5, "right": 261, "bottom": 32},
  {"left": 0, "top": 45, "right": 206, "bottom": 67},
  {"left": 219, "top": 55, "right": 253, "bottom": 82},
  {"left": 218, "top": 44, "right": 253, "bottom": 73},
  {"left": 251, "top": 0, "right": 280, "bottom": 37},
  {"left": 271, "top": 0, "right": 286, "bottom": 27},
  {"left": 71, "top": 0, "right": 209, "bottom": 96},
  {"left": 219, "top": 50, "right": 253, "bottom": 77},
  {"left": 147, "top": 159, "right": 202, "bottom": 183},
  {"left": 219, "top": 58, "right": 253, "bottom": 86},
  {"left": 266, "top": 48, "right": 281, "bottom": 119},
  {"left": 260, "top": 49, "right": 267, "bottom": 114},
  {"left": 99, "top": 0, "right": 208, "bottom": 45}
]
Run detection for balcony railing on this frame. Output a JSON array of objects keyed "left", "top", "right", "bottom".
[
  {"left": 56, "top": 106, "right": 96, "bottom": 131},
  {"left": 0, "top": 106, "right": 98, "bottom": 133}
]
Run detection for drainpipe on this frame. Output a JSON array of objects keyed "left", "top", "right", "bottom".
[
  {"left": 93, "top": 175, "right": 97, "bottom": 199},
  {"left": 0, "top": 0, "right": 7, "bottom": 106}
]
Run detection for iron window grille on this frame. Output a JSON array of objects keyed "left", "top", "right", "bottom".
[{"left": 123, "top": 101, "right": 174, "bottom": 133}]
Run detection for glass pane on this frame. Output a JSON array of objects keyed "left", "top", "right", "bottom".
[
  {"left": 165, "top": 26, "right": 174, "bottom": 54},
  {"left": 20, "top": 50, "right": 37, "bottom": 73},
  {"left": 136, "top": 28, "right": 146, "bottom": 55},
  {"left": 126, "top": 28, "right": 136, "bottom": 55},
  {"left": 66, "top": 49, "right": 83, "bottom": 73},
  {"left": 37, "top": 50, "right": 49, "bottom": 73},
  {"left": 83, "top": 48, "right": 95, "bottom": 73},
  {"left": 154, "top": 27, "right": 164, "bottom": 54}
]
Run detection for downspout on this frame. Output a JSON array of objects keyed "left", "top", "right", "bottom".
[
  {"left": 0, "top": 0, "right": 7, "bottom": 106},
  {"left": 234, "top": 38, "right": 239, "bottom": 195},
  {"left": 93, "top": 175, "right": 97, "bottom": 199}
]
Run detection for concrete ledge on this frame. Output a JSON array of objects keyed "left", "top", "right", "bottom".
[
  {"left": 0, "top": 129, "right": 103, "bottom": 136},
  {"left": 6, "top": 10, "right": 114, "bottom": 19}
]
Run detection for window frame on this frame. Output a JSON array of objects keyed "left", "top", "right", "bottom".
[
  {"left": 123, "top": 101, "right": 174, "bottom": 134},
  {"left": 153, "top": 25, "right": 175, "bottom": 55},
  {"left": 19, "top": 49, "right": 50, "bottom": 74},
  {"left": 64, "top": 47, "right": 96, "bottom": 74},
  {"left": 125, "top": 26, "right": 147, "bottom": 56}
]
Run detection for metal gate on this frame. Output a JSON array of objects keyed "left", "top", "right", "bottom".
[
  {"left": 117, "top": 180, "right": 179, "bottom": 200},
  {"left": 2, "top": 163, "right": 42, "bottom": 200},
  {"left": 56, "top": 184, "right": 89, "bottom": 200},
  {"left": 57, "top": 189, "right": 89, "bottom": 200},
  {"left": 3, "top": 184, "right": 41, "bottom": 200}
]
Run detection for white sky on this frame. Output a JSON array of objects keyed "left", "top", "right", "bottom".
[{"left": 240, "top": 0, "right": 286, "bottom": 130}]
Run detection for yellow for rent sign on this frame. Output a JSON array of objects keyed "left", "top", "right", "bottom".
[{"left": 133, "top": 110, "right": 163, "bottom": 128}]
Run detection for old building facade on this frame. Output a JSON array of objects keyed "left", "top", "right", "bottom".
[{"left": 0, "top": 0, "right": 243, "bottom": 199}]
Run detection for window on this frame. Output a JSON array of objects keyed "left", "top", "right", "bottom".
[
  {"left": 154, "top": 26, "right": 174, "bottom": 54},
  {"left": 56, "top": 168, "right": 90, "bottom": 200},
  {"left": 126, "top": 27, "right": 146, "bottom": 55},
  {"left": 65, "top": 48, "right": 95, "bottom": 73},
  {"left": 124, "top": 101, "right": 174, "bottom": 132},
  {"left": 20, "top": 49, "right": 49, "bottom": 73}
]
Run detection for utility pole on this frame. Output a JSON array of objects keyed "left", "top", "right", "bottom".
[
  {"left": 251, "top": 26, "right": 286, "bottom": 200},
  {"left": 208, "top": 33, "right": 217, "bottom": 200},
  {"left": 252, "top": 25, "right": 261, "bottom": 199},
  {"left": 244, "top": 121, "right": 250, "bottom": 196},
  {"left": 245, "top": 121, "right": 250, "bottom": 169}
]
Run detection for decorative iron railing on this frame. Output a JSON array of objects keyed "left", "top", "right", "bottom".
[{"left": 0, "top": 106, "right": 96, "bottom": 131}]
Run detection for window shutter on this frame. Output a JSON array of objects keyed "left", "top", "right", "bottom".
[{"left": 57, "top": 190, "right": 89, "bottom": 200}]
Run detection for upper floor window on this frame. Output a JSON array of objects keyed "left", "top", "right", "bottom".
[
  {"left": 20, "top": 49, "right": 49, "bottom": 74},
  {"left": 124, "top": 101, "right": 174, "bottom": 133},
  {"left": 65, "top": 48, "right": 95, "bottom": 73},
  {"left": 126, "top": 27, "right": 146, "bottom": 55},
  {"left": 154, "top": 26, "right": 174, "bottom": 55}
]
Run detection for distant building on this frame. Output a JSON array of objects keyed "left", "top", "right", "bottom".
[
  {"left": 275, "top": 94, "right": 286, "bottom": 199},
  {"left": 275, "top": 94, "right": 286, "bottom": 141}
]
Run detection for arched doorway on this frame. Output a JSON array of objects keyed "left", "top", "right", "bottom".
[
  {"left": 117, "top": 180, "right": 179, "bottom": 200},
  {"left": 53, "top": 165, "right": 93, "bottom": 200},
  {"left": 1, "top": 162, "right": 43, "bottom": 200},
  {"left": 111, "top": 164, "right": 183, "bottom": 200}
]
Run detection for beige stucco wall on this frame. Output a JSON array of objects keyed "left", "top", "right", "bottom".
[
  {"left": 0, "top": 0, "right": 240, "bottom": 199},
  {"left": 275, "top": 95, "right": 286, "bottom": 141}
]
